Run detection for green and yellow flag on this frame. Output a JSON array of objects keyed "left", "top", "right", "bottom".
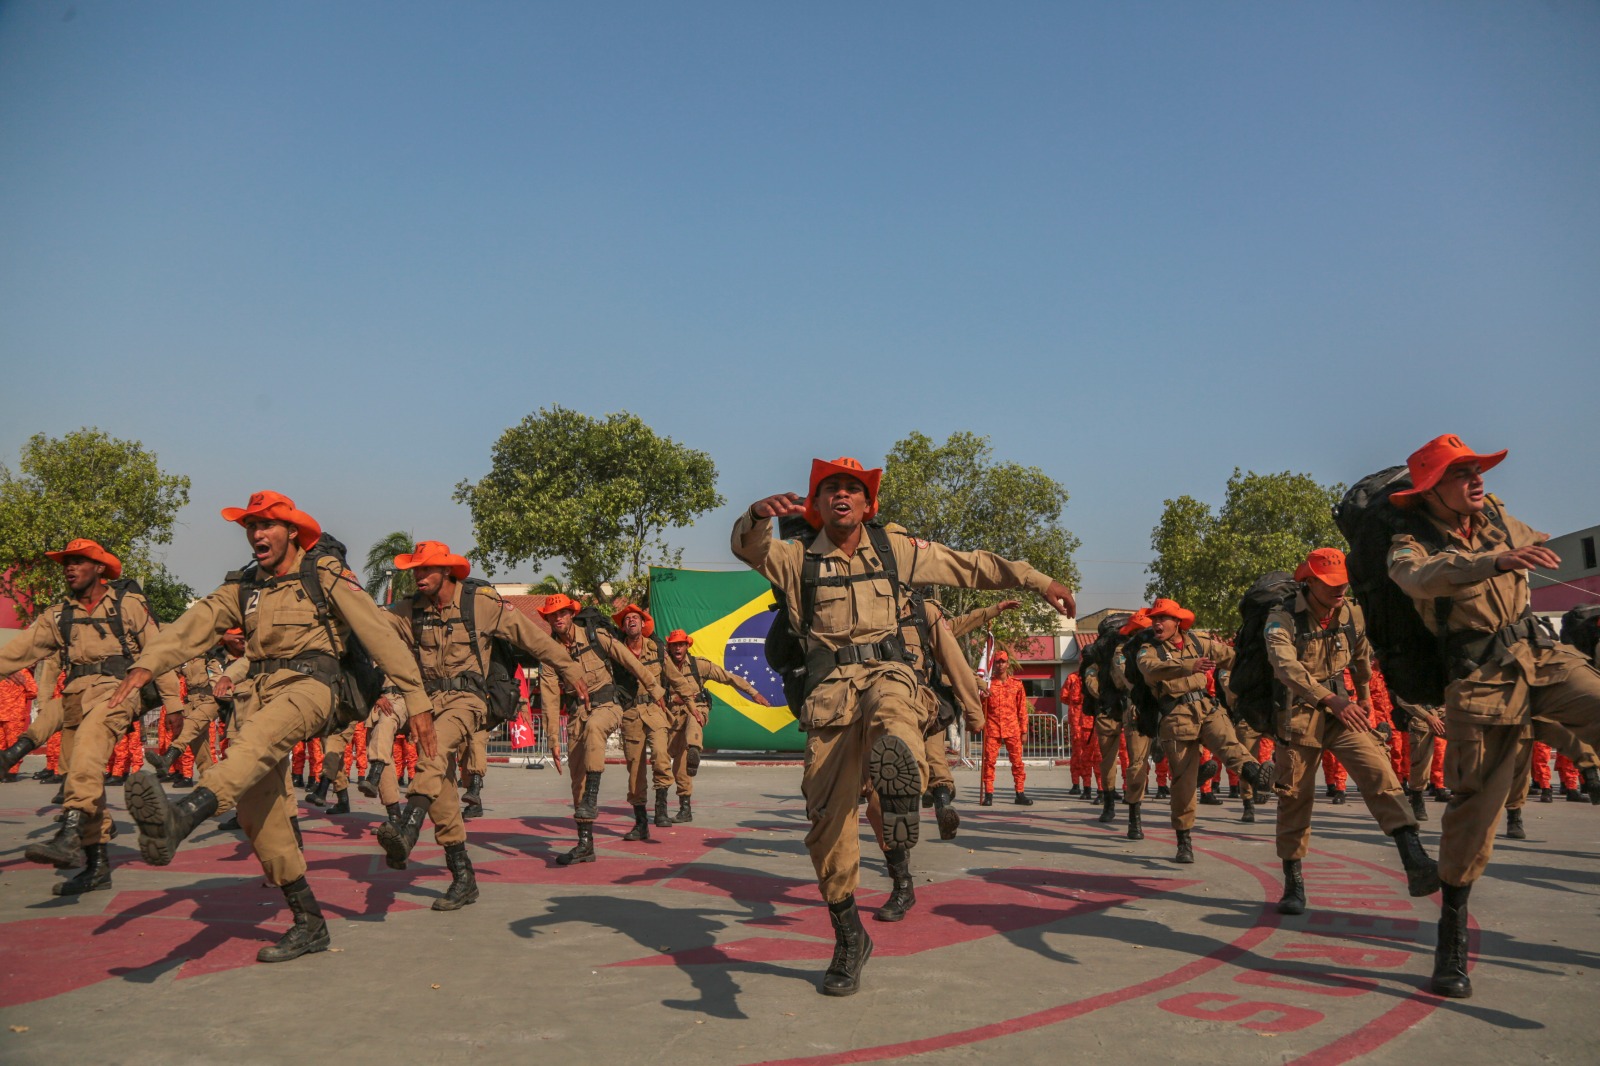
[{"left": 648, "top": 566, "right": 802, "bottom": 752}]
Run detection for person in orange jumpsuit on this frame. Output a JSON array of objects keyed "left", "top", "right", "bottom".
[
  {"left": 1556, "top": 752, "right": 1583, "bottom": 799},
  {"left": 1529, "top": 740, "right": 1552, "bottom": 801},
  {"left": 1368, "top": 667, "right": 1408, "bottom": 783},
  {"left": 980, "top": 652, "right": 1030, "bottom": 805},
  {"left": 0, "top": 669, "right": 38, "bottom": 782},
  {"left": 290, "top": 738, "right": 324, "bottom": 793},
  {"left": 44, "top": 731, "right": 63, "bottom": 776},
  {"left": 104, "top": 720, "right": 143, "bottom": 784},
  {"left": 1322, "top": 750, "right": 1349, "bottom": 804},
  {"left": 394, "top": 732, "right": 417, "bottom": 787},
  {"left": 1061, "top": 673, "right": 1091, "bottom": 796}
]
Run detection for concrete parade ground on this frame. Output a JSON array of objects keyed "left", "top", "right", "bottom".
[{"left": 1, "top": 760, "right": 1597, "bottom": 1065}]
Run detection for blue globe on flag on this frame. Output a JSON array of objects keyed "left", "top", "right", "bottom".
[{"left": 726, "top": 609, "right": 785, "bottom": 706}]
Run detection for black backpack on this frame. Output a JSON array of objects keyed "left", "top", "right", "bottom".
[
  {"left": 55, "top": 576, "right": 164, "bottom": 711},
  {"left": 1078, "top": 613, "right": 1130, "bottom": 718},
  {"left": 1227, "top": 571, "right": 1299, "bottom": 732},
  {"left": 762, "top": 518, "right": 902, "bottom": 716},
  {"left": 1561, "top": 604, "right": 1600, "bottom": 661},
  {"left": 228, "top": 533, "right": 385, "bottom": 734},
  {"left": 1121, "top": 627, "right": 1165, "bottom": 737}
]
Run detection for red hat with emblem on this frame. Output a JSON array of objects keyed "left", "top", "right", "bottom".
[
  {"left": 44, "top": 538, "right": 122, "bottom": 579},
  {"left": 612, "top": 603, "right": 655, "bottom": 638},
  {"left": 1148, "top": 598, "right": 1195, "bottom": 630},
  {"left": 220, "top": 491, "right": 322, "bottom": 550},
  {"left": 1294, "top": 547, "right": 1349, "bottom": 586},
  {"left": 803, "top": 456, "right": 883, "bottom": 529},
  {"left": 1389, "top": 434, "right": 1507, "bottom": 507},
  {"left": 665, "top": 629, "right": 692, "bottom": 646},
  {"left": 538, "top": 593, "right": 579, "bottom": 617},
  {"left": 393, "top": 540, "right": 471, "bottom": 580}
]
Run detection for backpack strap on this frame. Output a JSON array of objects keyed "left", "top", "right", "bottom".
[
  {"left": 458, "top": 580, "right": 488, "bottom": 678},
  {"left": 797, "top": 523, "right": 904, "bottom": 637}
]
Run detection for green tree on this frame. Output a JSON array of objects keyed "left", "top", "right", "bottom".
[
  {"left": 877, "top": 430, "right": 1081, "bottom": 661},
  {"left": 1145, "top": 468, "right": 1346, "bottom": 631},
  {"left": 138, "top": 563, "right": 198, "bottom": 624},
  {"left": 454, "top": 407, "right": 723, "bottom": 602},
  {"left": 363, "top": 531, "right": 417, "bottom": 602},
  {"left": 0, "top": 429, "right": 191, "bottom": 620}
]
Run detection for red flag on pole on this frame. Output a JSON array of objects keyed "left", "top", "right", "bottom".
[{"left": 508, "top": 708, "right": 536, "bottom": 749}]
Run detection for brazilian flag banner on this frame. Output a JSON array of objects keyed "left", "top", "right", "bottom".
[{"left": 648, "top": 566, "right": 802, "bottom": 753}]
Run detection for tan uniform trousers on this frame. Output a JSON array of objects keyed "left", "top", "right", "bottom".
[
  {"left": 1159, "top": 699, "right": 1255, "bottom": 832},
  {"left": 923, "top": 729, "right": 955, "bottom": 792},
  {"left": 667, "top": 708, "right": 706, "bottom": 797},
  {"left": 1406, "top": 718, "right": 1440, "bottom": 792},
  {"left": 407, "top": 694, "right": 480, "bottom": 848},
  {"left": 1511, "top": 719, "right": 1598, "bottom": 809},
  {"left": 320, "top": 721, "right": 358, "bottom": 790},
  {"left": 1118, "top": 714, "right": 1157, "bottom": 806},
  {"left": 1273, "top": 721, "right": 1413, "bottom": 861},
  {"left": 801, "top": 670, "right": 927, "bottom": 904},
  {"left": 198, "top": 674, "right": 334, "bottom": 886},
  {"left": 568, "top": 700, "right": 625, "bottom": 814},
  {"left": 24, "top": 695, "right": 66, "bottom": 747},
  {"left": 1095, "top": 714, "right": 1126, "bottom": 791},
  {"left": 169, "top": 698, "right": 221, "bottom": 776},
  {"left": 622, "top": 700, "right": 674, "bottom": 805},
  {"left": 366, "top": 705, "right": 407, "bottom": 806},
  {"left": 61, "top": 676, "right": 141, "bottom": 845},
  {"left": 458, "top": 725, "right": 488, "bottom": 778},
  {"left": 1234, "top": 721, "right": 1267, "bottom": 802},
  {"left": 1440, "top": 664, "right": 1600, "bottom": 886}
]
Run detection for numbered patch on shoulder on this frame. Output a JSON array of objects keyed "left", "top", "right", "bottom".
[{"left": 1390, "top": 547, "right": 1415, "bottom": 561}]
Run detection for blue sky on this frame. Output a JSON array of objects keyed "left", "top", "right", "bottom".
[{"left": 2, "top": 2, "right": 1595, "bottom": 608}]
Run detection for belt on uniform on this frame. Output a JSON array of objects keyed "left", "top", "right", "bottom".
[
  {"left": 1446, "top": 615, "right": 1553, "bottom": 678},
  {"left": 424, "top": 672, "right": 486, "bottom": 696},
  {"left": 66, "top": 655, "right": 133, "bottom": 682},
  {"left": 566, "top": 682, "right": 618, "bottom": 712},
  {"left": 1163, "top": 690, "right": 1210, "bottom": 712},
  {"left": 247, "top": 653, "right": 341, "bottom": 686},
  {"left": 189, "top": 685, "right": 213, "bottom": 697},
  {"left": 828, "top": 637, "right": 908, "bottom": 667}
]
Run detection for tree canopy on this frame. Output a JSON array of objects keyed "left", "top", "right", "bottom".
[
  {"left": 0, "top": 429, "right": 191, "bottom": 620},
  {"left": 876, "top": 430, "right": 1080, "bottom": 661},
  {"left": 1145, "top": 468, "right": 1346, "bottom": 632},
  {"left": 454, "top": 407, "right": 722, "bottom": 602}
]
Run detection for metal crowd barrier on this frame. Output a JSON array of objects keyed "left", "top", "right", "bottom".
[
  {"left": 962, "top": 713, "right": 1069, "bottom": 763},
  {"left": 486, "top": 712, "right": 568, "bottom": 767}
]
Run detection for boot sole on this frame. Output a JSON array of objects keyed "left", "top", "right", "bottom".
[
  {"left": 374, "top": 824, "right": 412, "bottom": 870},
  {"left": 935, "top": 805, "right": 959, "bottom": 841},
  {"left": 124, "top": 772, "right": 180, "bottom": 867},
  {"left": 869, "top": 735, "right": 921, "bottom": 849}
]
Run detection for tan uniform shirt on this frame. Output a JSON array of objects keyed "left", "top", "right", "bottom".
[
  {"left": 1265, "top": 593, "right": 1372, "bottom": 745},
  {"left": 732, "top": 513, "right": 1055, "bottom": 730},
  {"left": 1387, "top": 504, "right": 1588, "bottom": 724},
  {"left": 623, "top": 636, "right": 701, "bottom": 709},
  {"left": 133, "top": 554, "right": 432, "bottom": 722},
  {"left": 894, "top": 600, "right": 988, "bottom": 732},
  {"left": 0, "top": 588, "right": 182, "bottom": 711},
  {"left": 1136, "top": 632, "right": 1236, "bottom": 703},
  {"left": 538, "top": 627, "right": 661, "bottom": 736}
]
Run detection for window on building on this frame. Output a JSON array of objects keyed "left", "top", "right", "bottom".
[{"left": 1584, "top": 536, "right": 1597, "bottom": 571}]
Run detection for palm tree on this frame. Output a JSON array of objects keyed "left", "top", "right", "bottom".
[{"left": 364, "top": 531, "right": 416, "bottom": 603}]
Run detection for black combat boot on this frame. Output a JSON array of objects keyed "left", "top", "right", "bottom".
[
  {"left": 359, "top": 760, "right": 385, "bottom": 799},
  {"left": 171, "top": 775, "right": 194, "bottom": 789},
  {"left": 1408, "top": 788, "right": 1429, "bottom": 821},
  {"left": 257, "top": 876, "right": 331, "bottom": 963},
  {"left": 1539, "top": 786, "right": 1553, "bottom": 803},
  {"left": 375, "top": 797, "right": 430, "bottom": 870},
  {"left": 1097, "top": 790, "right": 1115, "bottom": 823},
  {"left": 1126, "top": 802, "right": 1144, "bottom": 841},
  {"left": 674, "top": 795, "right": 693, "bottom": 823},
  {"left": 1200, "top": 789, "right": 1222, "bottom": 806},
  {"left": 654, "top": 787, "right": 673, "bottom": 827},
  {"left": 1331, "top": 789, "right": 1347, "bottom": 805},
  {"left": 306, "top": 779, "right": 332, "bottom": 808},
  {"left": 1566, "top": 787, "right": 1587, "bottom": 803},
  {"left": 0, "top": 735, "right": 36, "bottom": 775},
  {"left": 573, "top": 771, "right": 603, "bottom": 822},
  {"left": 105, "top": 775, "right": 125, "bottom": 786},
  {"left": 820, "top": 896, "right": 874, "bottom": 996},
  {"left": 930, "top": 785, "right": 959, "bottom": 840},
  {"left": 327, "top": 790, "right": 351, "bottom": 816},
  {"left": 144, "top": 745, "right": 182, "bottom": 775},
  {"left": 53, "top": 842, "right": 112, "bottom": 896},
  {"left": 621, "top": 805, "right": 651, "bottom": 841},
  {"left": 50, "top": 784, "right": 66, "bottom": 804},
  {"left": 461, "top": 773, "right": 484, "bottom": 820},
  {"left": 1503, "top": 808, "right": 1526, "bottom": 839},
  {"left": 875, "top": 848, "right": 916, "bottom": 923},
  {"left": 385, "top": 802, "right": 403, "bottom": 824},
  {"left": 1240, "top": 760, "right": 1276, "bottom": 795},
  {"left": 1199, "top": 759, "right": 1221, "bottom": 788},
  {"left": 1014, "top": 790, "right": 1033, "bottom": 806},
  {"left": 1393, "top": 825, "right": 1441, "bottom": 897},
  {"left": 1583, "top": 767, "right": 1600, "bottom": 804},
  {"left": 1068, "top": 783, "right": 1082, "bottom": 797},
  {"left": 25, "top": 808, "right": 87, "bottom": 868},
  {"left": 1173, "top": 828, "right": 1194, "bottom": 864},
  {"left": 124, "top": 773, "right": 220, "bottom": 867},
  {"left": 1157, "top": 783, "right": 1170, "bottom": 799},
  {"left": 290, "top": 815, "right": 303, "bottom": 848},
  {"left": 1431, "top": 785, "right": 1451, "bottom": 802},
  {"left": 1278, "top": 859, "right": 1306, "bottom": 915},
  {"left": 1430, "top": 882, "right": 1472, "bottom": 998},
  {"left": 868, "top": 734, "right": 921, "bottom": 848},
  {"left": 433, "top": 842, "right": 479, "bottom": 911},
  {"left": 218, "top": 812, "right": 241, "bottom": 831},
  {"left": 292, "top": 773, "right": 305, "bottom": 789},
  {"left": 978, "top": 791, "right": 993, "bottom": 807},
  {"left": 556, "top": 822, "right": 595, "bottom": 866},
  {"left": 1240, "top": 797, "right": 1256, "bottom": 823}
]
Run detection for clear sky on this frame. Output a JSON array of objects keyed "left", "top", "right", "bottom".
[{"left": 2, "top": 2, "right": 1596, "bottom": 610}]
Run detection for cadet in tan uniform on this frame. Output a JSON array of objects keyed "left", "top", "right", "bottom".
[
  {"left": 614, "top": 604, "right": 700, "bottom": 839},
  {"left": 1113, "top": 610, "right": 1160, "bottom": 840},
  {"left": 112, "top": 492, "right": 434, "bottom": 962},
  {"left": 536, "top": 593, "right": 660, "bottom": 865},
  {"left": 663, "top": 628, "right": 771, "bottom": 823},
  {"left": 1136, "top": 598, "right": 1274, "bottom": 864},
  {"left": 1383, "top": 435, "right": 1600, "bottom": 998},
  {"left": 733, "top": 456, "right": 1075, "bottom": 996},
  {"left": 373, "top": 541, "right": 587, "bottom": 907},
  {"left": 1261, "top": 548, "right": 1439, "bottom": 916},
  {"left": 146, "top": 634, "right": 246, "bottom": 782},
  {"left": 306, "top": 719, "right": 358, "bottom": 814},
  {"left": 0, "top": 539, "right": 183, "bottom": 895}
]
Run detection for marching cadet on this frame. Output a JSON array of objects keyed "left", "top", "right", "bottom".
[
  {"left": 614, "top": 604, "right": 700, "bottom": 840},
  {"left": 1113, "top": 610, "right": 1159, "bottom": 841},
  {"left": 306, "top": 719, "right": 358, "bottom": 815},
  {"left": 146, "top": 629, "right": 248, "bottom": 781},
  {"left": 536, "top": 593, "right": 660, "bottom": 865},
  {"left": 732, "top": 456, "right": 1074, "bottom": 996},
  {"left": 1261, "top": 548, "right": 1439, "bottom": 915},
  {"left": 980, "top": 652, "right": 1032, "bottom": 805},
  {"left": 110, "top": 492, "right": 434, "bottom": 961},
  {"left": 1384, "top": 434, "right": 1600, "bottom": 998},
  {"left": 0, "top": 539, "right": 183, "bottom": 896},
  {"left": 662, "top": 628, "right": 771, "bottom": 823},
  {"left": 373, "top": 541, "right": 588, "bottom": 908},
  {"left": 457, "top": 724, "right": 490, "bottom": 820},
  {"left": 1136, "top": 598, "right": 1274, "bottom": 864}
]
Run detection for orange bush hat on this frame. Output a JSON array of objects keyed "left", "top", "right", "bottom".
[
  {"left": 1389, "top": 434, "right": 1507, "bottom": 506},
  {"left": 1294, "top": 548, "right": 1349, "bottom": 587},
  {"left": 220, "top": 491, "right": 322, "bottom": 550},
  {"left": 44, "top": 538, "right": 122, "bottom": 579},
  {"left": 803, "top": 456, "right": 883, "bottom": 529},
  {"left": 1147, "top": 598, "right": 1195, "bottom": 630},
  {"left": 665, "top": 629, "right": 693, "bottom": 646},
  {"left": 612, "top": 603, "right": 655, "bottom": 638},
  {"left": 538, "top": 593, "right": 579, "bottom": 617},
  {"left": 1118, "top": 609, "right": 1152, "bottom": 636},
  {"left": 392, "top": 540, "right": 471, "bottom": 580}
]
